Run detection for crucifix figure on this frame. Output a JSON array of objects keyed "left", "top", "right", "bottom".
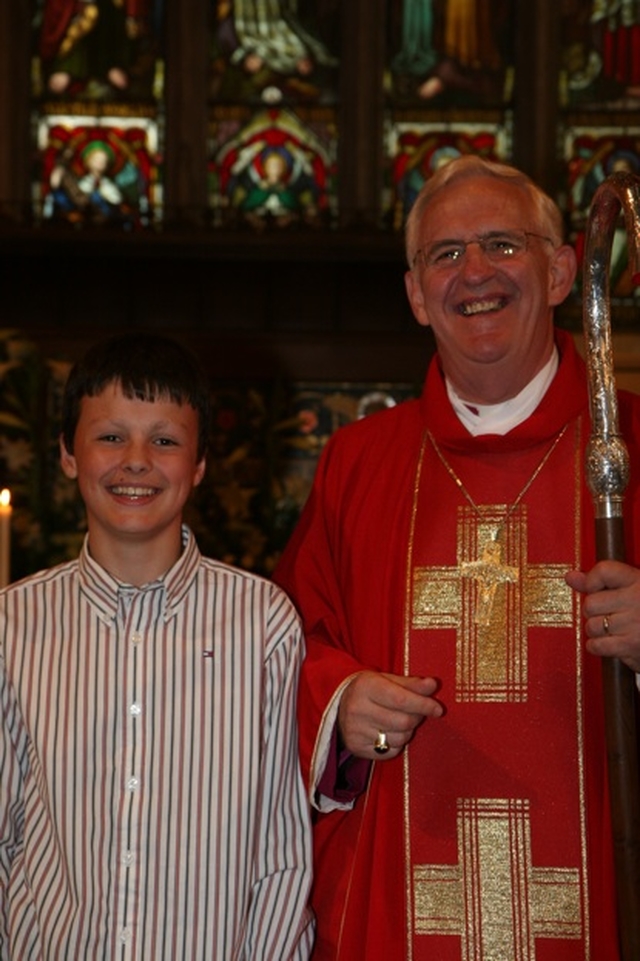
[
  {"left": 412, "top": 505, "right": 573, "bottom": 703},
  {"left": 459, "top": 532, "right": 519, "bottom": 626}
]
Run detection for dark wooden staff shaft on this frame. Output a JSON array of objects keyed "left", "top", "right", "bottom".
[{"left": 595, "top": 516, "right": 640, "bottom": 960}]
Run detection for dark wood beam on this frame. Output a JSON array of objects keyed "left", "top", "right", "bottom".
[
  {"left": 512, "top": 2, "right": 562, "bottom": 196},
  {"left": 0, "top": 2, "right": 32, "bottom": 222}
]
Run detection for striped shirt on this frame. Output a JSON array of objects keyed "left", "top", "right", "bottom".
[{"left": 0, "top": 527, "right": 314, "bottom": 960}]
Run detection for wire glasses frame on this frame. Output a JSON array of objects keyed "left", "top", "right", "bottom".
[{"left": 412, "top": 230, "right": 556, "bottom": 272}]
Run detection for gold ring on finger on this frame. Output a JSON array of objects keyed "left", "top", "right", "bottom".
[{"left": 373, "top": 731, "right": 389, "bottom": 755}]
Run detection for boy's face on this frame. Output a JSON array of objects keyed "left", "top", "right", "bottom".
[{"left": 60, "top": 382, "right": 206, "bottom": 566}]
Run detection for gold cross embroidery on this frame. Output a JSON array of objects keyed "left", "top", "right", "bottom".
[
  {"left": 413, "top": 798, "right": 583, "bottom": 959},
  {"left": 411, "top": 505, "right": 573, "bottom": 702}
]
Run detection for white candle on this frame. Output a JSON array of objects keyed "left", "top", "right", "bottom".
[{"left": 0, "top": 489, "right": 11, "bottom": 589}]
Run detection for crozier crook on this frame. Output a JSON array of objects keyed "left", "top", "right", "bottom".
[{"left": 582, "top": 171, "right": 640, "bottom": 960}]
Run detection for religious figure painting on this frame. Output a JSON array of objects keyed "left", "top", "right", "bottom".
[
  {"left": 209, "top": 0, "right": 339, "bottom": 105},
  {"left": 387, "top": 0, "right": 515, "bottom": 106},
  {"left": 32, "top": 0, "right": 164, "bottom": 101},
  {"left": 209, "top": 107, "right": 336, "bottom": 229},
  {"left": 386, "top": 124, "right": 510, "bottom": 228},
  {"left": 37, "top": 119, "right": 160, "bottom": 227}
]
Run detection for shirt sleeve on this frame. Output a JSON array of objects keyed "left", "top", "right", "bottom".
[
  {"left": 273, "top": 435, "right": 373, "bottom": 810},
  {"left": 0, "top": 651, "right": 27, "bottom": 960},
  {"left": 312, "top": 676, "right": 371, "bottom": 813},
  {"left": 241, "top": 588, "right": 315, "bottom": 960}
]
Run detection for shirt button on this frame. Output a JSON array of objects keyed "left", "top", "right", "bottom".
[
  {"left": 131, "top": 632, "right": 142, "bottom": 645},
  {"left": 121, "top": 850, "right": 134, "bottom": 866},
  {"left": 126, "top": 776, "right": 139, "bottom": 792},
  {"left": 130, "top": 702, "right": 142, "bottom": 716},
  {"left": 120, "top": 927, "right": 132, "bottom": 943}
]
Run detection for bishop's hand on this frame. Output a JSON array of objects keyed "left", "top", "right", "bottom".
[
  {"left": 566, "top": 560, "right": 640, "bottom": 673},
  {"left": 338, "top": 671, "right": 443, "bottom": 761}
]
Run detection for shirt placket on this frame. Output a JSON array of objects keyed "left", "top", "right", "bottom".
[{"left": 113, "top": 587, "right": 150, "bottom": 959}]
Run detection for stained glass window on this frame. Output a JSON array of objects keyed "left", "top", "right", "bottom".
[
  {"left": 208, "top": 106, "right": 336, "bottom": 228},
  {"left": 561, "top": 1, "right": 640, "bottom": 110},
  {"left": 36, "top": 115, "right": 160, "bottom": 228},
  {"left": 209, "top": 0, "right": 338, "bottom": 106},
  {"left": 383, "top": 0, "right": 516, "bottom": 228},
  {"left": 31, "top": 0, "right": 165, "bottom": 226},
  {"left": 207, "top": 1, "right": 339, "bottom": 228},
  {"left": 384, "top": 122, "right": 512, "bottom": 229},
  {"left": 32, "top": 0, "right": 164, "bottom": 102},
  {"left": 386, "top": 1, "right": 515, "bottom": 108},
  {"left": 563, "top": 126, "right": 640, "bottom": 300},
  {"left": 559, "top": 3, "right": 640, "bottom": 306}
]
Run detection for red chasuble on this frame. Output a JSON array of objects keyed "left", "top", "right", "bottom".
[{"left": 274, "top": 330, "right": 640, "bottom": 961}]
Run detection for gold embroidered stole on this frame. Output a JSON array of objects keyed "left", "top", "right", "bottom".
[{"left": 402, "top": 421, "right": 591, "bottom": 961}]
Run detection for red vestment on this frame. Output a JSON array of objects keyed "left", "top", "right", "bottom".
[{"left": 274, "top": 330, "right": 640, "bottom": 960}]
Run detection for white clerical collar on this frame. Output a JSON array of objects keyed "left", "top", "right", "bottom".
[{"left": 446, "top": 348, "right": 559, "bottom": 436}]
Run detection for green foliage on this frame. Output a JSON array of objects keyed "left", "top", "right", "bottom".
[{"left": 0, "top": 331, "right": 86, "bottom": 581}]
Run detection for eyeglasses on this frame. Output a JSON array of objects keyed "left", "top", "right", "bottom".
[{"left": 412, "top": 230, "right": 556, "bottom": 272}]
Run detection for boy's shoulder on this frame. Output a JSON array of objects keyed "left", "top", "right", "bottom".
[
  {"left": 199, "top": 555, "right": 283, "bottom": 594},
  {"left": 3, "top": 557, "right": 79, "bottom": 597},
  {"left": 198, "top": 556, "right": 300, "bottom": 618}
]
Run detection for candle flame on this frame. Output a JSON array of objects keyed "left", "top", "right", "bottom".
[{"left": 0, "top": 489, "right": 10, "bottom": 508}]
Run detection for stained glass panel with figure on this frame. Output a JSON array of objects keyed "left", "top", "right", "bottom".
[
  {"left": 207, "top": 2, "right": 339, "bottom": 228},
  {"left": 384, "top": 122, "right": 512, "bottom": 229},
  {"left": 36, "top": 114, "right": 161, "bottom": 227},
  {"left": 386, "top": 0, "right": 515, "bottom": 108},
  {"left": 208, "top": 1, "right": 339, "bottom": 107},
  {"left": 208, "top": 106, "right": 336, "bottom": 229},
  {"left": 561, "top": 1, "right": 640, "bottom": 110},
  {"left": 31, "top": 1, "right": 165, "bottom": 226},
  {"left": 562, "top": 126, "right": 640, "bottom": 301},
  {"left": 32, "top": 0, "right": 164, "bottom": 102}
]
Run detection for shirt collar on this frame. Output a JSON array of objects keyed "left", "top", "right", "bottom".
[
  {"left": 446, "top": 348, "right": 559, "bottom": 436},
  {"left": 78, "top": 524, "right": 201, "bottom": 623}
]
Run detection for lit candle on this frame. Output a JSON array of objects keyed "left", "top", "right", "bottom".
[{"left": 0, "top": 489, "right": 11, "bottom": 589}]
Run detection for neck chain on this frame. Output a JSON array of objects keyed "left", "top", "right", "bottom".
[
  {"left": 427, "top": 422, "right": 569, "bottom": 537},
  {"left": 426, "top": 423, "right": 569, "bottom": 626}
]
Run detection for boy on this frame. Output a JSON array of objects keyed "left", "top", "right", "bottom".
[{"left": 0, "top": 333, "right": 314, "bottom": 959}]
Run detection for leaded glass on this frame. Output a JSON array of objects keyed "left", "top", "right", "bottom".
[
  {"left": 208, "top": 1, "right": 339, "bottom": 106},
  {"left": 562, "top": 125, "right": 640, "bottom": 300},
  {"left": 207, "top": 2, "right": 339, "bottom": 228},
  {"left": 30, "top": 1, "right": 165, "bottom": 226},
  {"left": 384, "top": 121, "right": 512, "bottom": 229},
  {"left": 383, "top": 2, "right": 516, "bottom": 229},
  {"left": 32, "top": 0, "right": 164, "bottom": 102},
  {"left": 36, "top": 113, "right": 161, "bottom": 227},
  {"left": 386, "top": 0, "right": 515, "bottom": 108},
  {"left": 561, "top": 1, "right": 640, "bottom": 110},
  {"left": 208, "top": 106, "right": 337, "bottom": 229}
]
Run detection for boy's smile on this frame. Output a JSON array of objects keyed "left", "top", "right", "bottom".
[
  {"left": 60, "top": 381, "right": 206, "bottom": 583},
  {"left": 109, "top": 484, "right": 159, "bottom": 499}
]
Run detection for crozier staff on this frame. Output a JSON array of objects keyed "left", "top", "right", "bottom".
[{"left": 574, "top": 169, "right": 640, "bottom": 960}]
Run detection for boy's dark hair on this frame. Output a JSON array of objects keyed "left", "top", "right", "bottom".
[{"left": 62, "top": 333, "right": 211, "bottom": 459}]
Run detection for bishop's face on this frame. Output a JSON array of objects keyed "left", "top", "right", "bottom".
[{"left": 404, "top": 175, "right": 576, "bottom": 404}]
